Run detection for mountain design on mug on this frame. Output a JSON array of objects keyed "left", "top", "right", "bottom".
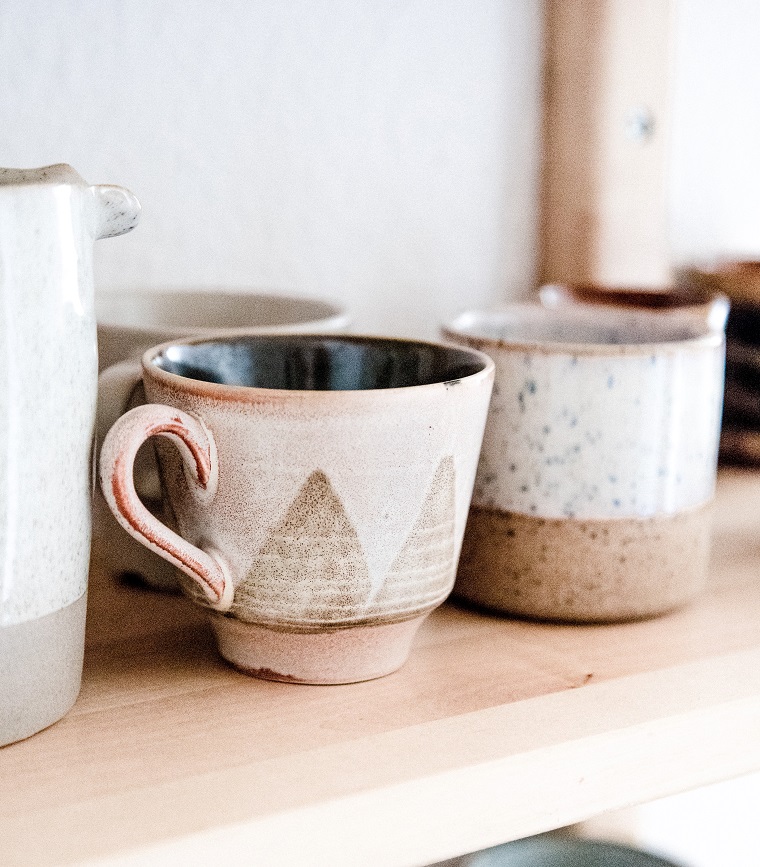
[
  {"left": 233, "top": 470, "right": 371, "bottom": 625},
  {"left": 369, "top": 455, "right": 456, "bottom": 617},
  {"left": 233, "top": 457, "right": 456, "bottom": 624}
]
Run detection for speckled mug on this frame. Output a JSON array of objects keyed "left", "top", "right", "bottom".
[
  {"left": 443, "top": 304, "right": 725, "bottom": 622},
  {"left": 99, "top": 333, "right": 493, "bottom": 682}
]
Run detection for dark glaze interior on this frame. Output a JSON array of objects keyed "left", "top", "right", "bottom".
[{"left": 153, "top": 335, "right": 486, "bottom": 391}]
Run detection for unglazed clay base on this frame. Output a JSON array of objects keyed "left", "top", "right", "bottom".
[
  {"left": 455, "top": 502, "right": 714, "bottom": 623},
  {"left": 209, "top": 613, "right": 427, "bottom": 684},
  {"left": 0, "top": 593, "right": 86, "bottom": 747}
]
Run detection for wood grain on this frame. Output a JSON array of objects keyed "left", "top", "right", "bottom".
[
  {"left": 2, "top": 469, "right": 760, "bottom": 865},
  {"left": 540, "top": 0, "right": 674, "bottom": 286}
]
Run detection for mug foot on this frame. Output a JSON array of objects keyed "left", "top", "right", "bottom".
[{"left": 208, "top": 613, "right": 427, "bottom": 684}]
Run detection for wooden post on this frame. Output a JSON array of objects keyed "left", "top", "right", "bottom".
[{"left": 539, "top": 0, "right": 675, "bottom": 287}]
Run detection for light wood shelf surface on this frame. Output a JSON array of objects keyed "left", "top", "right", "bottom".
[{"left": 3, "top": 469, "right": 760, "bottom": 866}]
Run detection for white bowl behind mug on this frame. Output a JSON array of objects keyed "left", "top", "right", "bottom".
[{"left": 94, "top": 287, "right": 351, "bottom": 591}]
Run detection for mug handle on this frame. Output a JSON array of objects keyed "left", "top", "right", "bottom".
[
  {"left": 97, "top": 359, "right": 166, "bottom": 501},
  {"left": 99, "top": 404, "right": 234, "bottom": 611}
]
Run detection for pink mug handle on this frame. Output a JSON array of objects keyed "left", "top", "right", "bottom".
[{"left": 99, "top": 404, "right": 234, "bottom": 611}]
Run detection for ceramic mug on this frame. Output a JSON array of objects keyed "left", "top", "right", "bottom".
[
  {"left": 93, "top": 288, "right": 350, "bottom": 590},
  {"left": 99, "top": 332, "right": 494, "bottom": 683},
  {"left": 442, "top": 304, "right": 725, "bottom": 623}
]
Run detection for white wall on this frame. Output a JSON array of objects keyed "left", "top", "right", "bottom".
[
  {"left": 0, "top": 0, "right": 544, "bottom": 337},
  {"left": 669, "top": 0, "right": 760, "bottom": 265}
]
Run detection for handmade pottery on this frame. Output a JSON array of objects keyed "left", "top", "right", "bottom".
[
  {"left": 96, "top": 288, "right": 350, "bottom": 372},
  {"left": 99, "top": 333, "right": 493, "bottom": 683},
  {"left": 443, "top": 304, "right": 725, "bottom": 623},
  {"left": 681, "top": 260, "right": 760, "bottom": 306},
  {"left": 680, "top": 262, "right": 760, "bottom": 464},
  {"left": 94, "top": 289, "right": 350, "bottom": 591},
  {"left": 0, "top": 164, "right": 139, "bottom": 746},
  {"left": 539, "top": 281, "right": 729, "bottom": 334}
]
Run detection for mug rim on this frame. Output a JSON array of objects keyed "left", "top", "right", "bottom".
[
  {"left": 96, "top": 287, "right": 350, "bottom": 333},
  {"left": 443, "top": 303, "right": 724, "bottom": 356},
  {"left": 140, "top": 329, "right": 495, "bottom": 400}
]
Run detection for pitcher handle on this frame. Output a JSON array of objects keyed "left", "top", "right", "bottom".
[{"left": 99, "top": 404, "right": 234, "bottom": 611}]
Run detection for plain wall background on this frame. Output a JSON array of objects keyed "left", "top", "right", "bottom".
[
  {"left": 0, "top": 0, "right": 544, "bottom": 337},
  {"left": 669, "top": 0, "right": 760, "bottom": 266}
]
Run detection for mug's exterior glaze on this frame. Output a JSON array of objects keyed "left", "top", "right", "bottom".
[
  {"left": 93, "top": 289, "right": 351, "bottom": 591},
  {"left": 0, "top": 165, "right": 139, "bottom": 746},
  {"left": 443, "top": 305, "right": 725, "bottom": 622},
  {"left": 100, "top": 334, "right": 493, "bottom": 683}
]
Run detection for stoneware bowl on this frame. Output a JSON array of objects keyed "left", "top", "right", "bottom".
[
  {"left": 96, "top": 287, "right": 350, "bottom": 372},
  {"left": 99, "top": 332, "right": 494, "bottom": 683}
]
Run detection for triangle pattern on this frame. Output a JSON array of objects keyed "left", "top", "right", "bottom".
[
  {"left": 371, "top": 455, "right": 456, "bottom": 618},
  {"left": 233, "top": 470, "right": 371, "bottom": 625}
]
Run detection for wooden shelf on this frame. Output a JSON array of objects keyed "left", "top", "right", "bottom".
[{"left": 3, "top": 469, "right": 760, "bottom": 866}]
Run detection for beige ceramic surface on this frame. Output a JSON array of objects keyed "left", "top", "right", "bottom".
[
  {"left": 96, "top": 288, "right": 350, "bottom": 371},
  {"left": 94, "top": 288, "right": 350, "bottom": 592},
  {"left": 99, "top": 333, "right": 493, "bottom": 682},
  {"left": 443, "top": 304, "right": 725, "bottom": 623},
  {"left": 0, "top": 164, "right": 139, "bottom": 747}
]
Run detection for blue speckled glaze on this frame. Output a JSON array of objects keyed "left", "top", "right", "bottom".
[{"left": 445, "top": 305, "right": 725, "bottom": 520}]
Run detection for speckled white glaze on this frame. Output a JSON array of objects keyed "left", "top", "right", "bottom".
[
  {"left": 445, "top": 305, "right": 725, "bottom": 520},
  {"left": 443, "top": 304, "right": 726, "bottom": 622},
  {"left": 0, "top": 165, "right": 140, "bottom": 626},
  {"left": 0, "top": 164, "right": 139, "bottom": 745},
  {"left": 93, "top": 289, "right": 351, "bottom": 592},
  {"left": 99, "top": 333, "right": 493, "bottom": 682}
]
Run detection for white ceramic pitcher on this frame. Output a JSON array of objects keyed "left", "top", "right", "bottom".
[{"left": 0, "top": 164, "right": 139, "bottom": 746}]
